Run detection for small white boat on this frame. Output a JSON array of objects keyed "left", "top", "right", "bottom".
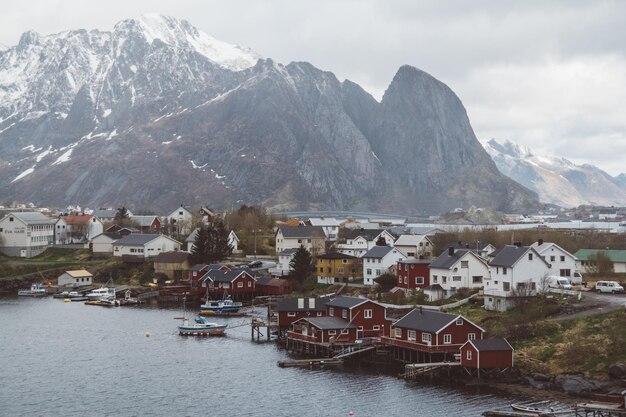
[
  {"left": 177, "top": 298, "right": 227, "bottom": 336},
  {"left": 86, "top": 287, "right": 115, "bottom": 301},
  {"left": 17, "top": 283, "right": 48, "bottom": 297}
]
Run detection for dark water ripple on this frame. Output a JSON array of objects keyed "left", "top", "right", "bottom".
[{"left": 0, "top": 297, "right": 516, "bottom": 416}]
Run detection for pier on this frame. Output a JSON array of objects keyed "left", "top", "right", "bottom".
[{"left": 401, "top": 361, "right": 461, "bottom": 379}]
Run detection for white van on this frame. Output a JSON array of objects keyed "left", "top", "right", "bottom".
[
  {"left": 546, "top": 276, "right": 573, "bottom": 290},
  {"left": 571, "top": 271, "right": 584, "bottom": 285},
  {"left": 595, "top": 281, "right": 624, "bottom": 294}
]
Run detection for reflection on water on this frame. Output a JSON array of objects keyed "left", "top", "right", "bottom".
[{"left": 0, "top": 297, "right": 514, "bottom": 416}]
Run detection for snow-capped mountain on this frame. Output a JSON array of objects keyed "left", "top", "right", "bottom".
[
  {"left": 0, "top": 15, "right": 537, "bottom": 214},
  {"left": 482, "top": 138, "right": 626, "bottom": 207}
]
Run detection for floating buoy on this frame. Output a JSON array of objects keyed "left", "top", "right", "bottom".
[
  {"left": 64, "top": 299, "right": 70, "bottom": 303},
  {"left": 145, "top": 332, "right": 151, "bottom": 337},
  {"left": 349, "top": 412, "right": 354, "bottom": 416}
]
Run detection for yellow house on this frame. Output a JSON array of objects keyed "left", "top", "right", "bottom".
[{"left": 316, "top": 253, "right": 362, "bottom": 284}]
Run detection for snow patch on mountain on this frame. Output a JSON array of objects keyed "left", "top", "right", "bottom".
[
  {"left": 483, "top": 138, "right": 626, "bottom": 207},
  {"left": 52, "top": 149, "right": 73, "bottom": 165},
  {"left": 12, "top": 166, "right": 35, "bottom": 182}
]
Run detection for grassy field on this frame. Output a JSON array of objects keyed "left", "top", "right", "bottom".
[{"left": 452, "top": 297, "right": 626, "bottom": 380}]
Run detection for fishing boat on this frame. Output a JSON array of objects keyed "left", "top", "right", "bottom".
[
  {"left": 510, "top": 400, "right": 571, "bottom": 415},
  {"left": 86, "top": 287, "right": 115, "bottom": 301},
  {"left": 177, "top": 298, "right": 227, "bottom": 336},
  {"left": 200, "top": 292, "right": 243, "bottom": 315},
  {"left": 17, "top": 283, "right": 48, "bottom": 297}
]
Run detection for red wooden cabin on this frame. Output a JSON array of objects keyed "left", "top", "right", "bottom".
[
  {"left": 276, "top": 297, "right": 330, "bottom": 329},
  {"left": 325, "top": 296, "right": 392, "bottom": 338},
  {"left": 396, "top": 259, "right": 430, "bottom": 290},
  {"left": 288, "top": 317, "right": 358, "bottom": 345},
  {"left": 383, "top": 308, "right": 484, "bottom": 353},
  {"left": 200, "top": 269, "right": 256, "bottom": 300},
  {"left": 255, "top": 277, "right": 291, "bottom": 296},
  {"left": 460, "top": 338, "right": 514, "bottom": 370}
]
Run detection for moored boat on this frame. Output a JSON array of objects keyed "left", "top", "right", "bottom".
[
  {"left": 178, "top": 317, "right": 227, "bottom": 336},
  {"left": 200, "top": 296, "right": 243, "bottom": 314},
  {"left": 17, "top": 283, "right": 48, "bottom": 297},
  {"left": 86, "top": 287, "right": 115, "bottom": 301}
]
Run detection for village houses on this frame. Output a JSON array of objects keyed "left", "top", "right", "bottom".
[
  {"left": 429, "top": 247, "right": 490, "bottom": 299},
  {"left": 316, "top": 252, "right": 362, "bottom": 284},
  {"left": 55, "top": 213, "right": 103, "bottom": 244},
  {"left": 112, "top": 233, "right": 181, "bottom": 259},
  {"left": 530, "top": 239, "right": 577, "bottom": 279},
  {"left": 0, "top": 211, "right": 55, "bottom": 257},
  {"left": 362, "top": 245, "right": 406, "bottom": 286},
  {"left": 274, "top": 226, "right": 326, "bottom": 257}
]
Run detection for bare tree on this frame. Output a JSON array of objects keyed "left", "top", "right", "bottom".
[{"left": 509, "top": 280, "right": 536, "bottom": 312}]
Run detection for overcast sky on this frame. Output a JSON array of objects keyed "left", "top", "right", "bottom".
[{"left": 2, "top": 0, "right": 625, "bottom": 175}]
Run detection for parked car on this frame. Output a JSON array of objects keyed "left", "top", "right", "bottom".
[
  {"left": 595, "top": 280, "right": 624, "bottom": 294},
  {"left": 546, "top": 276, "right": 573, "bottom": 290},
  {"left": 248, "top": 260, "right": 263, "bottom": 268}
]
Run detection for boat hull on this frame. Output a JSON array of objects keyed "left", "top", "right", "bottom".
[{"left": 178, "top": 325, "right": 227, "bottom": 336}]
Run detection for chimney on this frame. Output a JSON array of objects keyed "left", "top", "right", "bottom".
[
  {"left": 457, "top": 241, "right": 462, "bottom": 247},
  {"left": 419, "top": 306, "right": 423, "bottom": 314},
  {"left": 515, "top": 241, "right": 522, "bottom": 247},
  {"left": 538, "top": 239, "right": 543, "bottom": 246},
  {"left": 448, "top": 247, "right": 454, "bottom": 256}
]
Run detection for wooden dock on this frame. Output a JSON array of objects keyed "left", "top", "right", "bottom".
[
  {"left": 277, "top": 358, "right": 343, "bottom": 368},
  {"left": 401, "top": 361, "right": 461, "bottom": 379}
]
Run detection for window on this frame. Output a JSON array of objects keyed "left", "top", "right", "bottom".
[
  {"left": 444, "top": 334, "right": 452, "bottom": 344},
  {"left": 503, "top": 267, "right": 507, "bottom": 275},
  {"left": 398, "top": 276, "right": 403, "bottom": 284},
  {"left": 456, "top": 318, "right": 463, "bottom": 325},
  {"left": 319, "top": 267, "right": 323, "bottom": 273},
  {"left": 453, "top": 276, "right": 461, "bottom": 282},
  {"left": 375, "top": 269, "right": 381, "bottom": 276},
  {"left": 366, "top": 268, "right": 372, "bottom": 275},
  {"left": 342, "top": 309, "right": 347, "bottom": 319},
  {"left": 297, "top": 239, "right": 302, "bottom": 243},
  {"left": 9, "top": 217, "right": 13, "bottom": 222},
  {"left": 528, "top": 253, "right": 533, "bottom": 261},
  {"left": 328, "top": 330, "right": 336, "bottom": 335},
  {"left": 560, "top": 256, "right": 565, "bottom": 262},
  {"left": 287, "top": 312, "right": 296, "bottom": 317},
  {"left": 372, "top": 325, "right": 380, "bottom": 331},
  {"left": 461, "top": 261, "right": 469, "bottom": 268},
  {"left": 503, "top": 282, "right": 510, "bottom": 291},
  {"left": 468, "top": 333, "right": 476, "bottom": 340},
  {"left": 416, "top": 277, "right": 424, "bottom": 285},
  {"left": 407, "top": 330, "right": 416, "bottom": 341},
  {"left": 395, "top": 328, "right": 402, "bottom": 338},
  {"left": 403, "top": 277, "right": 407, "bottom": 284},
  {"left": 466, "top": 350, "right": 472, "bottom": 360},
  {"left": 357, "top": 326, "right": 363, "bottom": 331},
  {"left": 329, "top": 307, "right": 334, "bottom": 316},
  {"left": 364, "top": 309, "right": 372, "bottom": 319},
  {"left": 550, "top": 256, "right": 555, "bottom": 262},
  {"left": 237, "top": 282, "right": 244, "bottom": 288},
  {"left": 317, "top": 312, "right": 322, "bottom": 316},
  {"left": 432, "top": 275, "right": 438, "bottom": 283},
  {"left": 341, "top": 329, "right": 349, "bottom": 334},
  {"left": 422, "top": 333, "right": 431, "bottom": 343},
  {"left": 560, "top": 269, "right": 571, "bottom": 277},
  {"left": 342, "top": 259, "right": 348, "bottom": 264},
  {"left": 248, "top": 281, "right": 252, "bottom": 287},
  {"left": 338, "top": 267, "right": 344, "bottom": 274}
]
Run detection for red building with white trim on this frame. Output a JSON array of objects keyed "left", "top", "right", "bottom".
[
  {"left": 460, "top": 338, "right": 514, "bottom": 371},
  {"left": 288, "top": 316, "right": 358, "bottom": 345},
  {"left": 396, "top": 259, "right": 430, "bottom": 290},
  {"left": 276, "top": 297, "right": 330, "bottom": 329},
  {"left": 325, "top": 296, "right": 392, "bottom": 338}
]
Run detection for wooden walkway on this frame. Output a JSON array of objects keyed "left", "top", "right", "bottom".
[
  {"left": 277, "top": 358, "right": 343, "bottom": 368},
  {"left": 401, "top": 361, "right": 461, "bottom": 379}
]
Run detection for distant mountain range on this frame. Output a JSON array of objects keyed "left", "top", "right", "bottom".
[
  {"left": 482, "top": 138, "right": 626, "bottom": 208},
  {"left": 0, "top": 14, "right": 538, "bottom": 214}
]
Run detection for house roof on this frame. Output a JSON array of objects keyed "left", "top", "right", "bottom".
[
  {"left": 278, "top": 248, "right": 299, "bottom": 256},
  {"left": 344, "top": 228, "right": 388, "bottom": 241},
  {"left": 308, "top": 217, "right": 341, "bottom": 227},
  {"left": 393, "top": 309, "right": 459, "bottom": 333},
  {"left": 424, "top": 284, "right": 444, "bottom": 291},
  {"left": 3, "top": 211, "right": 54, "bottom": 225},
  {"left": 574, "top": 249, "right": 626, "bottom": 263},
  {"left": 394, "top": 234, "right": 429, "bottom": 246},
  {"left": 255, "top": 277, "right": 288, "bottom": 287},
  {"left": 63, "top": 269, "right": 92, "bottom": 278},
  {"left": 167, "top": 205, "right": 192, "bottom": 217},
  {"left": 300, "top": 316, "right": 357, "bottom": 330},
  {"left": 430, "top": 249, "right": 486, "bottom": 270},
  {"left": 154, "top": 251, "right": 189, "bottom": 263},
  {"left": 114, "top": 233, "right": 163, "bottom": 246},
  {"left": 191, "top": 264, "right": 208, "bottom": 271},
  {"left": 201, "top": 269, "right": 254, "bottom": 283},
  {"left": 92, "top": 232, "right": 122, "bottom": 241},
  {"left": 489, "top": 245, "right": 549, "bottom": 268},
  {"left": 466, "top": 338, "right": 513, "bottom": 352},
  {"left": 186, "top": 228, "right": 199, "bottom": 242},
  {"left": 398, "top": 259, "right": 431, "bottom": 265},
  {"left": 130, "top": 215, "right": 160, "bottom": 227},
  {"left": 531, "top": 241, "right": 576, "bottom": 259},
  {"left": 92, "top": 209, "right": 118, "bottom": 218},
  {"left": 276, "top": 296, "right": 331, "bottom": 312},
  {"left": 317, "top": 252, "right": 357, "bottom": 260},
  {"left": 325, "top": 296, "right": 371, "bottom": 309},
  {"left": 363, "top": 245, "right": 394, "bottom": 259},
  {"left": 277, "top": 226, "right": 326, "bottom": 239},
  {"left": 58, "top": 214, "right": 95, "bottom": 225}
]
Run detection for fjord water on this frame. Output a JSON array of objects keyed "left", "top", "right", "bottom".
[{"left": 0, "top": 297, "right": 512, "bottom": 416}]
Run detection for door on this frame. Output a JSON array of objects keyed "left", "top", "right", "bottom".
[{"left": 301, "top": 325, "right": 308, "bottom": 336}]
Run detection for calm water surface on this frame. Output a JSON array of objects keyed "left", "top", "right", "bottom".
[{"left": 0, "top": 297, "right": 515, "bottom": 416}]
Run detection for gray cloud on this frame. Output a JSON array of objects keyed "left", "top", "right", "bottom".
[{"left": 2, "top": 0, "right": 625, "bottom": 175}]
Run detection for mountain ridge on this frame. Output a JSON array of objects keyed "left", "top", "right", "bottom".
[{"left": 0, "top": 15, "right": 538, "bottom": 214}]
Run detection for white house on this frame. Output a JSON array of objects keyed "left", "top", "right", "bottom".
[
  {"left": 308, "top": 217, "right": 341, "bottom": 241},
  {"left": 336, "top": 229, "right": 396, "bottom": 258},
  {"left": 113, "top": 234, "right": 181, "bottom": 258},
  {"left": 275, "top": 226, "right": 326, "bottom": 256},
  {"left": 0, "top": 212, "right": 55, "bottom": 257},
  {"left": 429, "top": 248, "right": 490, "bottom": 298},
  {"left": 165, "top": 205, "right": 194, "bottom": 235},
  {"left": 92, "top": 208, "right": 134, "bottom": 223},
  {"left": 362, "top": 245, "right": 406, "bottom": 286},
  {"left": 58, "top": 269, "right": 93, "bottom": 287},
  {"left": 483, "top": 245, "right": 551, "bottom": 311},
  {"left": 55, "top": 214, "right": 103, "bottom": 244},
  {"left": 530, "top": 239, "right": 577, "bottom": 278},
  {"left": 91, "top": 232, "right": 122, "bottom": 256},
  {"left": 228, "top": 230, "right": 240, "bottom": 254},
  {"left": 393, "top": 234, "right": 433, "bottom": 258},
  {"left": 269, "top": 248, "right": 298, "bottom": 277}
]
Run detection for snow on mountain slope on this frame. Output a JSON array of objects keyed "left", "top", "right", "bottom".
[{"left": 483, "top": 138, "right": 626, "bottom": 207}]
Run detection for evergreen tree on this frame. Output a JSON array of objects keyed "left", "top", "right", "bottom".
[
  {"left": 375, "top": 235, "right": 387, "bottom": 246},
  {"left": 190, "top": 225, "right": 209, "bottom": 265},
  {"left": 210, "top": 219, "right": 233, "bottom": 262},
  {"left": 289, "top": 245, "right": 314, "bottom": 285},
  {"left": 114, "top": 206, "right": 130, "bottom": 223}
]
